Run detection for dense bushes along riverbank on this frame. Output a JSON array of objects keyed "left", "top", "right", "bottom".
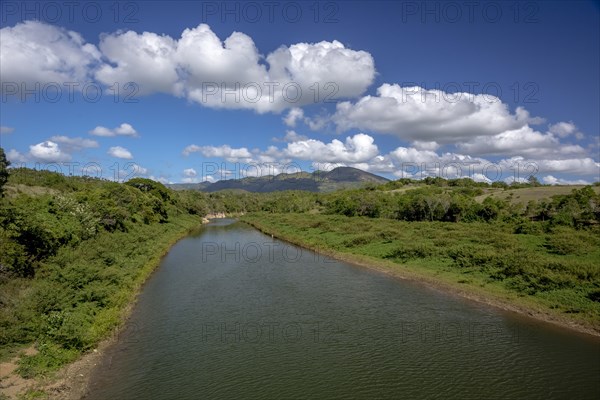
[
  {"left": 242, "top": 213, "right": 600, "bottom": 334},
  {"left": 0, "top": 169, "right": 208, "bottom": 378},
  {"left": 1, "top": 160, "right": 599, "bottom": 379}
]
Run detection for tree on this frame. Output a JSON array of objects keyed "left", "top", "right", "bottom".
[
  {"left": 0, "top": 147, "right": 10, "bottom": 197},
  {"left": 527, "top": 175, "right": 541, "bottom": 187}
]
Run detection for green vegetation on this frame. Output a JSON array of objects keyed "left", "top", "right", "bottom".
[
  {"left": 238, "top": 176, "right": 600, "bottom": 332},
  {"left": 2, "top": 153, "right": 599, "bottom": 383},
  {"left": 0, "top": 168, "right": 210, "bottom": 378},
  {"left": 0, "top": 148, "right": 9, "bottom": 197},
  {"left": 241, "top": 213, "right": 600, "bottom": 331}
]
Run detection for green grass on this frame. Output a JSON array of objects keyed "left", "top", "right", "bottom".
[
  {"left": 475, "top": 185, "right": 600, "bottom": 204},
  {"left": 0, "top": 213, "right": 201, "bottom": 376},
  {"left": 241, "top": 213, "right": 600, "bottom": 333}
]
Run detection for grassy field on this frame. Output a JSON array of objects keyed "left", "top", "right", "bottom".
[
  {"left": 475, "top": 185, "right": 600, "bottom": 204},
  {"left": 241, "top": 213, "right": 600, "bottom": 334},
  {"left": 3, "top": 184, "right": 59, "bottom": 198}
]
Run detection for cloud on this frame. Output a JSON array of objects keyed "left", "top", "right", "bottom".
[
  {"left": 548, "top": 121, "right": 584, "bottom": 139},
  {"left": 0, "top": 20, "right": 100, "bottom": 86},
  {"left": 412, "top": 141, "right": 440, "bottom": 151},
  {"left": 6, "top": 149, "right": 27, "bottom": 163},
  {"left": 273, "top": 130, "right": 309, "bottom": 143},
  {"left": 49, "top": 136, "right": 98, "bottom": 151},
  {"left": 29, "top": 141, "right": 71, "bottom": 162},
  {"left": 89, "top": 123, "right": 139, "bottom": 137},
  {"left": 176, "top": 24, "right": 267, "bottom": 86},
  {"left": 3, "top": 21, "right": 374, "bottom": 112},
  {"left": 96, "top": 30, "right": 180, "bottom": 96},
  {"left": 133, "top": 165, "right": 148, "bottom": 175},
  {"left": 456, "top": 125, "right": 587, "bottom": 158},
  {"left": 108, "top": 146, "right": 133, "bottom": 159},
  {"left": 183, "top": 144, "right": 253, "bottom": 162},
  {"left": 542, "top": 175, "right": 591, "bottom": 185},
  {"left": 388, "top": 146, "right": 441, "bottom": 164},
  {"left": 149, "top": 176, "right": 172, "bottom": 184},
  {"left": 95, "top": 24, "right": 375, "bottom": 112},
  {"left": 284, "top": 133, "right": 378, "bottom": 163},
  {"left": 283, "top": 108, "right": 304, "bottom": 127},
  {"left": 346, "top": 155, "right": 397, "bottom": 174},
  {"left": 267, "top": 40, "right": 375, "bottom": 99},
  {"left": 14, "top": 136, "right": 98, "bottom": 164},
  {"left": 183, "top": 168, "right": 197, "bottom": 177},
  {"left": 502, "top": 157, "right": 600, "bottom": 176},
  {"left": 181, "top": 130, "right": 598, "bottom": 183},
  {"left": 282, "top": 107, "right": 330, "bottom": 131},
  {"left": 0, "top": 126, "right": 14, "bottom": 134},
  {"left": 332, "top": 84, "right": 537, "bottom": 143}
]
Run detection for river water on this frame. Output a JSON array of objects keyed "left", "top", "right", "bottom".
[{"left": 85, "top": 219, "right": 600, "bottom": 399}]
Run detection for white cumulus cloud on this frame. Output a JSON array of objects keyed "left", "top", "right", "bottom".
[
  {"left": 49, "top": 136, "right": 99, "bottom": 151},
  {"left": 542, "top": 175, "right": 591, "bottom": 185},
  {"left": 283, "top": 107, "right": 305, "bottom": 127},
  {"left": 183, "top": 144, "right": 253, "bottom": 162},
  {"left": 96, "top": 31, "right": 180, "bottom": 96},
  {"left": 6, "top": 149, "right": 27, "bottom": 163},
  {"left": 284, "top": 133, "right": 378, "bottom": 163},
  {"left": 108, "top": 146, "right": 133, "bottom": 159},
  {"left": 0, "top": 20, "right": 100, "bottom": 86},
  {"left": 95, "top": 24, "right": 375, "bottom": 112},
  {"left": 457, "top": 125, "right": 587, "bottom": 158},
  {"left": 332, "top": 84, "right": 537, "bottom": 142},
  {"left": 89, "top": 123, "right": 138, "bottom": 137},
  {"left": 183, "top": 168, "right": 197, "bottom": 177},
  {"left": 29, "top": 141, "right": 71, "bottom": 162}
]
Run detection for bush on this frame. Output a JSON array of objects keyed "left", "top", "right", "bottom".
[
  {"left": 448, "top": 245, "right": 502, "bottom": 270},
  {"left": 16, "top": 341, "right": 79, "bottom": 378},
  {"left": 587, "top": 290, "right": 600, "bottom": 303},
  {"left": 385, "top": 243, "right": 437, "bottom": 261},
  {"left": 544, "top": 230, "right": 593, "bottom": 255},
  {"left": 513, "top": 219, "right": 542, "bottom": 234},
  {"left": 342, "top": 234, "right": 376, "bottom": 247},
  {"left": 42, "top": 304, "right": 95, "bottom": 350}
]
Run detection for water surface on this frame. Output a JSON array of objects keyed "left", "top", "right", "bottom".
[{"left": 86, "top": 219, "right": 600, "bottom": 399}]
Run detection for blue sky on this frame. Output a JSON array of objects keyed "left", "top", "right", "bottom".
[{"left": 1, "top": 0, "right": 599, "bottom": 184}]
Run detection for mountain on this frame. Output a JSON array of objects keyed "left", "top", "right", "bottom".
[
  {"left": 167, "top": 167, "right": 389, "bottom": 193},
  {"left": 165, "top": 181, "right": 212, "bottom": 191}
]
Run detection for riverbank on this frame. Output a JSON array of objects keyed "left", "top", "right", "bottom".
[
  {"left": 0, "top": 215, "right": 204, "bottom": 400},
  {"left": 241, "top": 213, "right": 600, "bottom": 337}
]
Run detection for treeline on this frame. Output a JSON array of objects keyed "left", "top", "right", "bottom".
[
  {"left": 2, "top": 169, "right": 200, "bottom": 278},
  {"left": 322, "top": 185, "right": 600, "bottom": 229},
  {"left": 180, "top": 178, "right": 599, "bottom": 231},
  {"left": 7, "top": 166, "right": 599, "bottom": 232}
]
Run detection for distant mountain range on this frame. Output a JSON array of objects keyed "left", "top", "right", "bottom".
[{"left": 167, "top": 167, "right": 389, "bottom": 193}]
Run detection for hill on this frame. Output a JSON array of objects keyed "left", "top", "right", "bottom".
[
  {"left": 168, "top": 167, "right": 389, "bottom": 193},
  {"left": 475, "top": 185, "right": 600, "bottom": 204}
]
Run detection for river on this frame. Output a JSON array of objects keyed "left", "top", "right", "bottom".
[{"left": 85, "top": 219, "right": 600, "bottom": 399}]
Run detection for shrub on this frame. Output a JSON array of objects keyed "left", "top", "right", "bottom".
[
  {"left": 16, "top": 341, "right": 79, "bottom": 378},
  {"left": 447, "top": 245, "right": 500, "bottom": 269},
  {"left": 513, "top": 219, "right": 542, "bottom": 234},
  {"left": 544, "top": 231, "right": 593, "bottom": 255},
  {"left": 385, "top": 243, "right": 437, "bottom": 261}
]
